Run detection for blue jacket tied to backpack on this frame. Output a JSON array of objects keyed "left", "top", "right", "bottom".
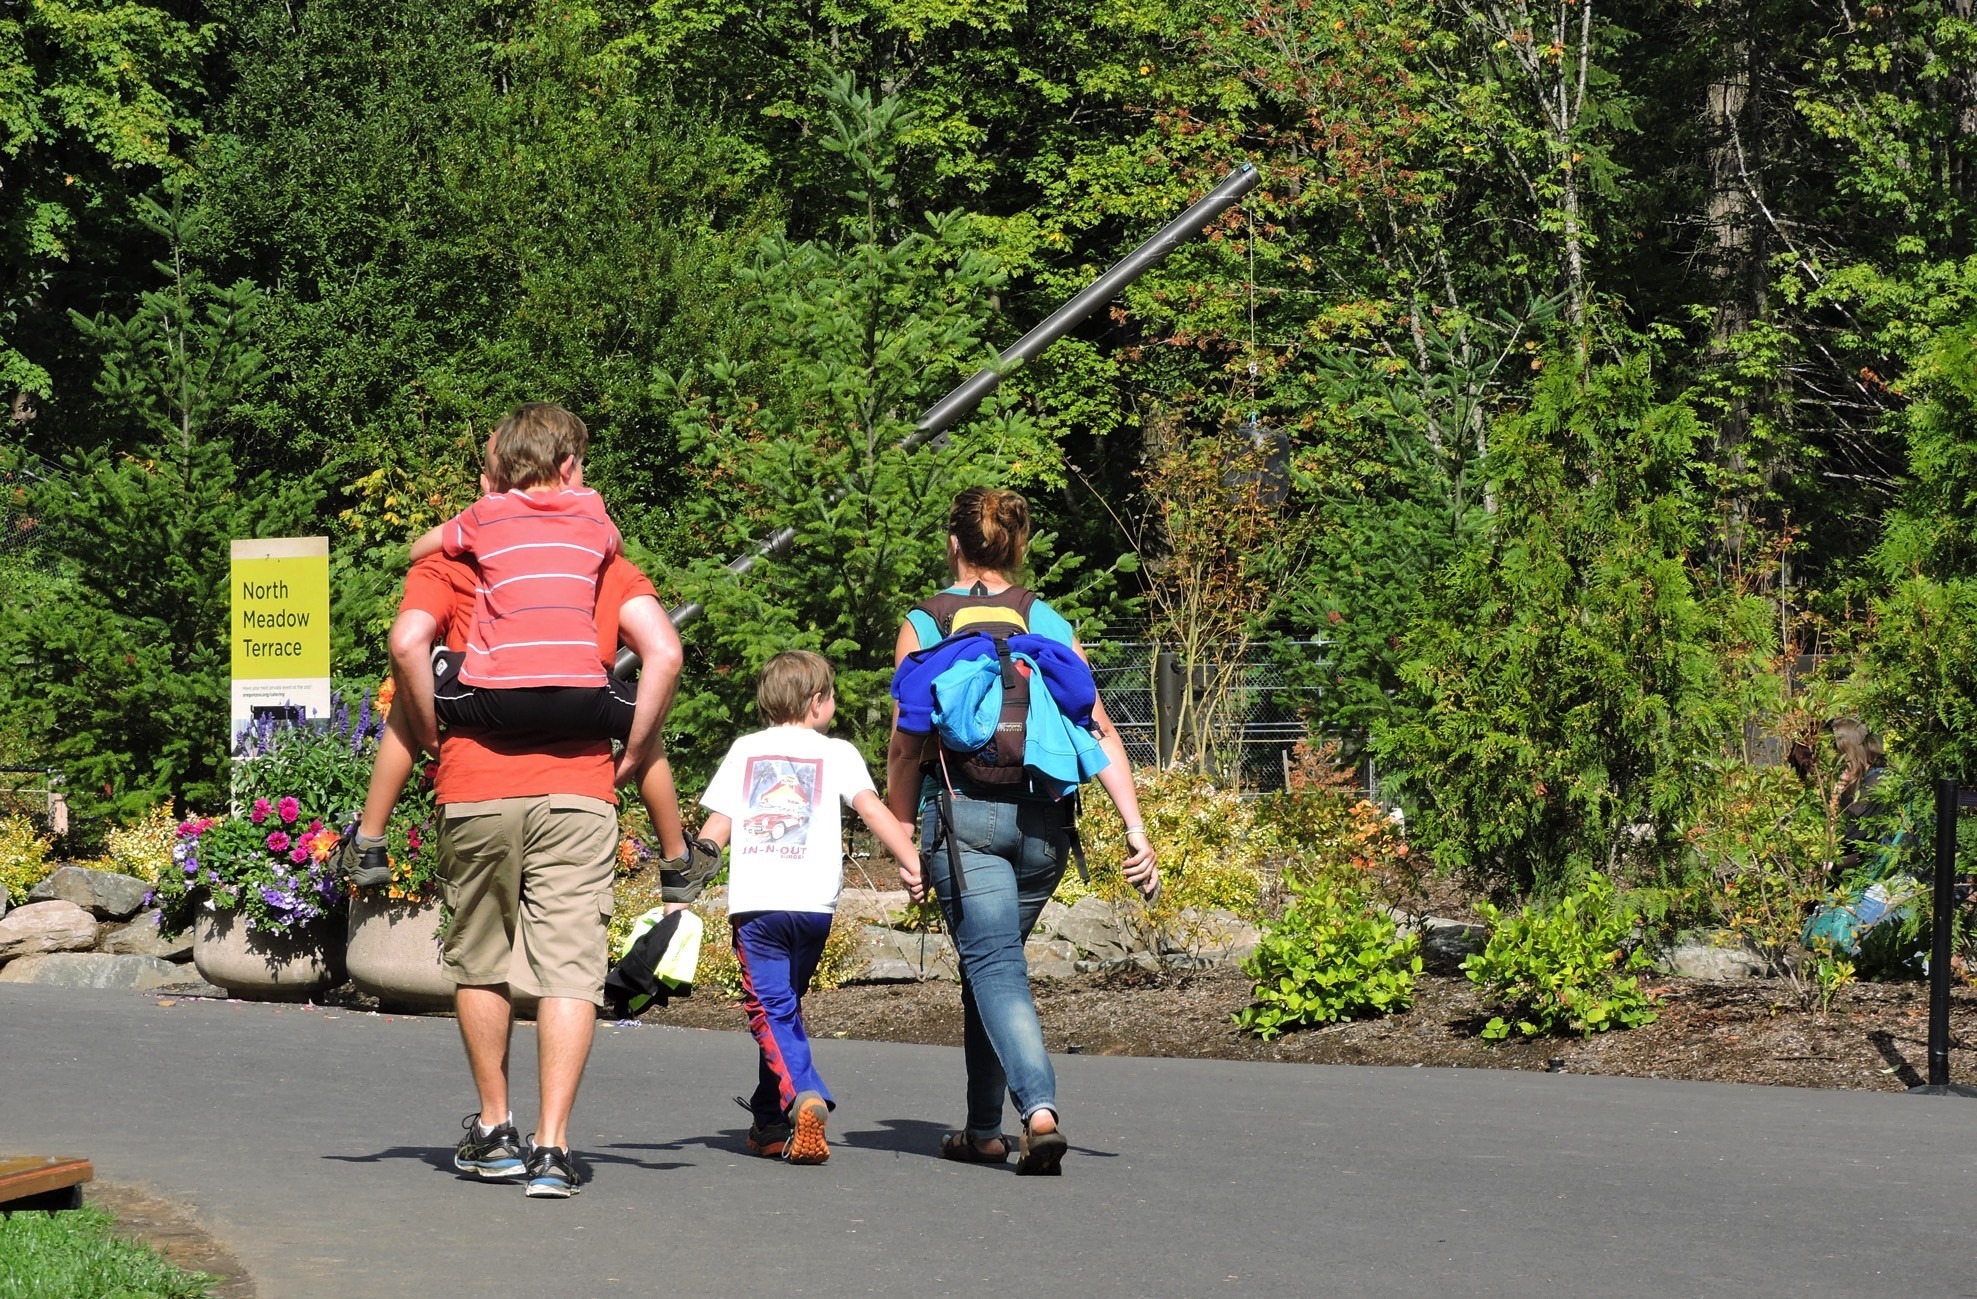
[{"left": 891, "top": 632, "right": 1106, "bottom": 798}]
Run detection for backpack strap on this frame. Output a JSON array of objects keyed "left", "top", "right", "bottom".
[{"left": 912, "top": 583, "right": 1038, "bottom": 641}]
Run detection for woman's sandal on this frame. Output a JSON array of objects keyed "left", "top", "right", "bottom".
[
  {"left": 940, "top": 1131, "right": 1011, "bottom": 1164},
  {"left": 1015, "top": 1115, "right": 1067, "bottom": 1177}
]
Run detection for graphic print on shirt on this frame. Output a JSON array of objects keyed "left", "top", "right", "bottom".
[{"left": 739, "top": 756, "right": 822, "bottom": 852}]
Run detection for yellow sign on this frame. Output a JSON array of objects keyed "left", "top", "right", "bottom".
[{"left": 230, "top": 537, "right": 331, "bottom": 743}]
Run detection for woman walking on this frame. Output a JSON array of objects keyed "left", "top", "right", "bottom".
[{"left": 886, "top": 487, "right": 1158, "bottom": 1175}]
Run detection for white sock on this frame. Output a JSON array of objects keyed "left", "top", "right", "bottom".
[{"left": 476, "top": 1112, "right": 512, "bottom": 1137}]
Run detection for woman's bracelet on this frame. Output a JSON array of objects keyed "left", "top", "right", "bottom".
[{"left": 1123, "top": 824, "right": 1148, "bottom": 838}]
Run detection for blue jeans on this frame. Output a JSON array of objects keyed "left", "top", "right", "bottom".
[{"left": 924, "top": 789, "right": 1071, "bottom": 1138}]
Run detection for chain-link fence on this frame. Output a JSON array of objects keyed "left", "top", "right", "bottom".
[{"left": 1087, "top": 640, "right": 1329, "bottom": 793}]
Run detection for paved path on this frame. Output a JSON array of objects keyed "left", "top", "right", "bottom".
[{"left": 4, "top": 984, "right": 1975, "bottom": 1298}]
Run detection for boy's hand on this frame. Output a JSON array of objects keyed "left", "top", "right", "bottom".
[{"left": 898, "top": 857, "right": 926, "bottom": 904}]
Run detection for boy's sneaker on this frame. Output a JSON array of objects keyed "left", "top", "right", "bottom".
[
  {"left": 785, "top": 1091, "right": 830, "bottom": 1165},
  {"left": 523, "top": 1141, "right": 582, "bottom": 1198},
  {"left": 334, "top": 837, "right": 393, "bottom": 888},
  {"left": 453, "top": 1114, "right": 527, "bottom": 1180},
  {"left": 746, "top": 1121, "right": 791, "bottom": 1158}
]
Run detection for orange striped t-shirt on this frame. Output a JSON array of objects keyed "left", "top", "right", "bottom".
[{"left": 441, "top": 488, "right": 623, "bottom": 688}]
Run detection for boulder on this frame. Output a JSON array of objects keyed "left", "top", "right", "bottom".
[
  {"left": 150, "top": 977, "right": 230, "bottom": 998},
  {"left": 853, "top": 926, "right": 958, "bottom": 982},
  {"left": 0, "top": 900, "right": 99, "bottom": 963},
  {"left": 1032, "top": 899, "right": 1072, "bottom": 942},
  {"left": 0, "top": 889, "right": 8, "bottom": 920},
  {"left": 28, "top": 866, "right": 151, "bottom": 920},
  {"left": 100, "top": 909, "right": 194, "bottom": 962},
  {"left": 1053, "top": 895, "right": 1132, "bottom": 961},
  {"left": 1420, "top": 918, "right": 1489, "bottom": 974},
  {"left": 1025, "top": 939, "right": 1080, "bottom": 981},
  {"left": 1660, "top": 936, "right": 1766, "bottom": 981},
  {"left": 0, "top": 952, "right": 183, "bottom": 990},
  {"left": 836, "top": 888, "right": 911, "bottom": 926}
]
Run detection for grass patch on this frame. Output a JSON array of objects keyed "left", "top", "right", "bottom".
[{"left": 0, "top": 1206, "right": 214, "bottom": 1299}]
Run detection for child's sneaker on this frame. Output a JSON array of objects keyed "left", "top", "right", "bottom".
[
  {"left": 333, "top": 837, "right": 393, "bottom": 888},
  {"left": 746, "top": 1121, "right": 791, "bottom": 1158},
  {"left": 785, "top": 1091, "right": 829, "bottom": 1165}
]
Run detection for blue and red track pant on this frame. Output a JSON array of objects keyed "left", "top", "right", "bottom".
[{"left": 732, "top": 910, "right": 836, "bottom": 1126}]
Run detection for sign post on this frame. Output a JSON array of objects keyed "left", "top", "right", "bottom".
[{"left": 229, "top": 537, "right": 331, "bottom": 748}]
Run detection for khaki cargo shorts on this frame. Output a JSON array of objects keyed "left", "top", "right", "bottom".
[{"left": 436, "top": 794, "right": 617, "bottom": 1004}]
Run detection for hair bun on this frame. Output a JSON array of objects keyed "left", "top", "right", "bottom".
[{"left": 950, "top": 487, "right": 1031, "bottom": 574}]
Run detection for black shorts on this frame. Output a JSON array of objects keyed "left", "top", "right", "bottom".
[{"left": 431, "top": 648, "right": 635, "bottom": 742}]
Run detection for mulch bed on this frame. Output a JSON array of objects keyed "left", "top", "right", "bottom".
[{"left": 643, "top": 968, "right": 1977, "bottom": 1092}]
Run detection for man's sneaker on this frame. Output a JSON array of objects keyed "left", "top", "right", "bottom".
[
  {"left": 746, "top": 1121, "right": 791, "bottom": 1158},
  {"left": 453, "top": 1114, "right": 527, "bottom": 1180},
  {"left": 334, "top": 837, "right": 393, "bottom": 888},
  {"left": 523, "top": 1141, "right": 582, "bottom": 1198},
  {"left": 786, "top": 1091, "right": 830, "bottom": 1165}
]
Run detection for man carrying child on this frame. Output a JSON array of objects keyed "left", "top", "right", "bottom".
[{"left": 379, "top": 404, "right": 683, "bottom": 1198}]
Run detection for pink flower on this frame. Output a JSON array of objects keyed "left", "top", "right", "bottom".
[
  {"left": 250, "top": 798, "right": 271, "bottom": 825},
  {"left": 290, "top": 847, "right": 309, "bottom": 864},
  {"left": 307, "top": 819, "right": 323, "bottom": 834},
  {"left": 266, "top": 831, "right": 292, "bottom": 853},
  {"left": 277, "top": 797, "right": 300, "bottom": 824},
  {"left": 407, "top": 827, "right": 423, "bottom": 852}
]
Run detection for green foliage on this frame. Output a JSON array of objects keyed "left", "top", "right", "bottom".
[
  {"left": 90, "top": 803, "right": 179, "bottom": 885},
  {"left": 1235, "top": 868, "right": 1421, "bottom": 1040},
  {"left": 1, "top": 198, "right": 314, "bottom": 823},
  {"left": 1061, "top": 767, "right": 1272, "bottom": 962},
  {"left": 658, "top": 75, "right": 1101, "bottom": 776},
  {"left": 1375, "top": 354, "right": 1755, "bottom": 895},
  {"left": 0, "top": 1204, "right": 214, "bottom": 1299},
  {"left": 0, "top": 0, "right": 215, "bottom": 399},
  {"left": 0, "top": 813, "right": 55, "bottom": 905},
  {"left": 1465, "top": 873, "right": 1659, "bottom": 1038},
  {"left": 1863, "top": 323, "right": 1977, "bottom": 779}
]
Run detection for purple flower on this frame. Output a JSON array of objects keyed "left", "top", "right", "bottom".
[
  {"left": 277, "top": 797, "right": 300, "bottom": 825},
  {"left": 266, "top": 831, "right": 292, "bottom": 853},
  {"left": 250, "top": 798, "right": 271, "bottom": 825}
]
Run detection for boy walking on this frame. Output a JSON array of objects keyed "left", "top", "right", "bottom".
[{"left": 693, "top": 651, "right": 920, "bottom": 1164}]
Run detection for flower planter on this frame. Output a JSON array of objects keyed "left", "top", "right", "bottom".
[
  {"left": 345, "top": 893, "right": 455, "bottom": 1012},
  {"left": 193, "top": 909, "right": 345, "bottom": 1001}
]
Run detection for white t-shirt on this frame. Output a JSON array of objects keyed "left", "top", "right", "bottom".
[{"left": 701, "top": 725, "right": 876, "bottom": 915}]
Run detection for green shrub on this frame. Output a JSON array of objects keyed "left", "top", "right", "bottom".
[
  {"left": 1234, "top": 869, "right": 1422, "bottom": 1040},
  {"left": 93, "top": 804, "right": 180, "bottom": 885},
  {"left": 1066, "top": 766, "right": 1272, "bottom": 923},
  {"left": 1465, "top": 873, "right": 1659, "bottom": 1038},
  {"left": 0, "top": 814, "right": 55, "bottom": 905},
  {"left": 1255, "top": 741, "right": 1423, "bottom": 914}
]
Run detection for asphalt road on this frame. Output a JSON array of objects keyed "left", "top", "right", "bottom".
[{"left": 3, "top": 983, "right": 1974, "bottom": 1298}]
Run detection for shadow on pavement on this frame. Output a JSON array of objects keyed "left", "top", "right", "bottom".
[
  {"left": 835, "top": 1118, "right": 1117, "bottom": 1161},
  {"left": 323, "top": 1146, "right": 691, "bottom": 1173}
]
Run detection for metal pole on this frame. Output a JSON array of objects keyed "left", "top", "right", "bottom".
[
  {"left": 1154, "top": 649, "right": 1183, "bottom": 768},
  {"left": 616, "top": 162, "right": 1263, "bottom": 674},
  {"left": 1929, "top": 778, "right": 1957, "bottom": 1087}
]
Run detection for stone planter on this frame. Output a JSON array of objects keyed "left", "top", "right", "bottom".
[
  {"left": 193, "top": 910, "right": 345, "bottom": 1001},
  {"left": 345, "top": 894, "right": 454, "bottom": 1012}
]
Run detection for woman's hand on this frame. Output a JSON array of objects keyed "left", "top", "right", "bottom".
[{"left": 1121, "top": 828, "right": 1159, "bottom": 900}]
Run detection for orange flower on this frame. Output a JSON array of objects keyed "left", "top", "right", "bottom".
[
  {"left": 375, "top": 676, "right": 396, "bottom": 719},
  {"left": 310, "top": 829, "right": 341, "bottom": 863}
]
